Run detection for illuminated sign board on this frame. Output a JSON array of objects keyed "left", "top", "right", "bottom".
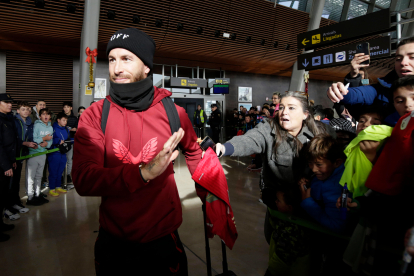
[
  {"left": 297, "top": 8, "right": 391, "bottom": 50},
  {"left": 297, "top": 36, "right": 391, "bottom": 71},
  {"left": 170, "top": 77, "right": 207, "bottom": 88}
]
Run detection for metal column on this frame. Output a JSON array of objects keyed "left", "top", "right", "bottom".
[
  {"left": 78, "top": 0, "right": 101, "bottom": 108},
  {"left": 289, "top": 0, "right": 325, "bottom": 92},
  {"left": 0, "top": 51, "right": 5, "bottom": 94}
]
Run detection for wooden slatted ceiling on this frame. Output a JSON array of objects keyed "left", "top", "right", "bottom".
[
  {"left": 6, "top": 51, "right": 73, "bottom": 114},
  {"left": 0, "top": 0, "right": 393, "bottom": 81}
]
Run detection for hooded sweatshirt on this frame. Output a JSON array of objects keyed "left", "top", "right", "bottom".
[
  {"left": 30, "top": 120, "right": 53, "bottom": 154},
  {"left": 15, "top": 114, "right": 33, "bottom": 158},
  {"left": 73, "top": 86, "right": 202, "bottom": 243}
]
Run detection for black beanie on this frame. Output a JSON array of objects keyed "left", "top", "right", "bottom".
[{"left": 106, "top": 28, "right": 156, "bottom": 70}]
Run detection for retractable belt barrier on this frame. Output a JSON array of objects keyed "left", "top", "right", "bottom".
[{"left": 16, "top": 140, "right": 73, "bottom": 161}]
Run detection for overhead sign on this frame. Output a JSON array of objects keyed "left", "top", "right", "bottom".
[
  {"left": 214, "top": 78, "right": 230, "bottom": 84},
  {"left": 297, "top": 36, "right": 391, "bottom": 71},
  {"left": 170, "top": 77, "right": 207, "bottom": 88},
  {"left": 297, "top": 8, "right": 390, "bottom": 50}
]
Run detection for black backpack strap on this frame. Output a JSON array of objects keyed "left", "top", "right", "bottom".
[
  {"left": 162, "top": 97, "right": 181, "bottom": 134},
  {"left": 101, "top": 98, "right": 111, "bottom": 135}
]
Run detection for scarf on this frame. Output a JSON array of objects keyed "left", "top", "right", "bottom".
[{"left": 109, "top": 75, "right": 154, "bottom": 111}]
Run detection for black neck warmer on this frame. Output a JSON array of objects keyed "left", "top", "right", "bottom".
[{"left": 109, "top": 75, "right": 154, "bottom": 111}]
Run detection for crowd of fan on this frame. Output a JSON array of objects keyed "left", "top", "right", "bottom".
[
  {"left": 0, "top": 98, "right": 86, "bottom": 242},
  {"left": 218, "top": 39, "right": 414, "bottom": 275}
]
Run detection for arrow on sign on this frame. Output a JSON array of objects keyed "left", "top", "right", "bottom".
[
  {"left": 302, "top": 59, "right": 309, "bottom": 68},
  {"left": 302, "top": 38, "right": 310, "bottom": 46}
]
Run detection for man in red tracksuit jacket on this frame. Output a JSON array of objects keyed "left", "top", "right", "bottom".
[{"left": 73, "top": 28, "right": 202, "bottom": 276}]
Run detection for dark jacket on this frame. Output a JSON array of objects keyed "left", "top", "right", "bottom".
[
  {"left": 65, "top": 110, "right": 78, "bottom": 139},
  {"left": 51, "top": 121, "right": 69, "bottom": 150},
  {"left": 340, "top": 70, "right": 399, "bottom": 125},
  {"left": 209, "top": 109, "right": 222, "bottom": 127},
  {"left": 14, "top": 114, "right": 33, "bottom": 158},
  {"left": 0, "top": 112, "right": 17, "bottom": 171},
  {"left": 301, "top": 164, "right": 348, "bottom": 233}
]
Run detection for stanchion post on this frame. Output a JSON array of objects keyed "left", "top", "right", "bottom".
[{"left": 63, "top": 163, "right": 68, "bottom": 190}]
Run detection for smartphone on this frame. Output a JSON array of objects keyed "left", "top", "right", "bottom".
[
  {"left": 356, "top": 42, "right": 370, "bottom": 65},
  {"left": 200, "top": 136, "right": 216, "bottom": 152}
]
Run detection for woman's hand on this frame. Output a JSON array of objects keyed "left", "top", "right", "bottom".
[
  {"left": 215, "top": 143, "right": 226, "bottom": 157},
  {"left": 60, "top": 140, "right": 64, "bottom": 145},
  {"left": 23, "top": 142, "right": 38, "bottom": 149},
  {"left": 360, "top": 140, "right": 380, "bottom": 164},
  {"left": 39, "top": 141, "right": 48, "bottom": 148}
]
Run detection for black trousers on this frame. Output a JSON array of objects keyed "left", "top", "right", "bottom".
[
  {"left": 211, "top": 125, "right": 220, "bottom": 144},
  {"left": 7, "top": 161, "right": 23, "bottom": 208},
  {"left": 0, "top": 171, "right": 11, "bottom": 223},
  {"left": 95, "top": 228, "right": 188, "bottom": 276}
]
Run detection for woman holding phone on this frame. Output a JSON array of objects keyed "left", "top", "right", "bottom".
[{"left": 214, "top": 92, "right": 327, "bottom": 241}]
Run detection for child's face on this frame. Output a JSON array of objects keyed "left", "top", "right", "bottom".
[
  {"left": 393, "top": 86, "right": 414, "bottom": 117},
  {"left": 308, "top": 157, "right": 339, "bottom": 181},
  {"left": 17, "top": 106, "right": 31, "bottom": 118},
  {"left": 58, "top": 118, "right": 67, "bottom": 127},
  {"left": 63, "top": 105, "right": 72, "bottom": 115},
  {"left": 356, "top": 113, "right": 382, "bottom": 134},
  {"left": 245, "top": 116, "right": 251, "bottom": 123},
  {"left": 40, "top": 112, "right": 50, "bottom": 124},
  {"left": 239, "top": 115, "right": 243, "bottom": 119},
  {"left": 275, "top": 191, "right": 293, "bottom": 214},
  {"left": 78, "top": 108, "right": 85, "bottom": 116}
]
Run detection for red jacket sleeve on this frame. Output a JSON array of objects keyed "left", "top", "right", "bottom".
[
  {"left": 176, "top": 105, "right": 202, "bottom": 175},
  {"left": 72, "top": 102, "right": 147, "bottom": 197}
]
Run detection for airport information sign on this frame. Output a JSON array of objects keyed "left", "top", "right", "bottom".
[
  {"left": 297, "top": 8, "right": 390, "bottom": 50},
  {"left": 297, "top": 36, "right": 391, "bottom": 71},
  {"left": 170, "top": 77, "right": 207, "bottom": 88}
]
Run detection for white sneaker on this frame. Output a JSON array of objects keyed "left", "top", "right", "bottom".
[
  {"left": 13, "top": 204, "right": 29, "bottom": 214},
  {"left": 4, "top": 209, "right": 20, "bottom": 221}
]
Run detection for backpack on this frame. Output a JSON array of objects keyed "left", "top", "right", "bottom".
[{"left": 101, "top": 97, "right": 181, "bottom": 148}]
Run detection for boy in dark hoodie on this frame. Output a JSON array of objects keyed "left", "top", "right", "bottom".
[
  {"left": 63, "top": 102, "right": 77, "bottom": 184},
  {"left": 47, "top": 112, "right": 69, "bottom": 197},
  {"left": 8, "top": 101, "right": 37, "bottom": 215}
]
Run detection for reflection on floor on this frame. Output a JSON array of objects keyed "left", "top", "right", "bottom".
[{"left": 0, "top": 154, "right": 269, "bottom": 276}]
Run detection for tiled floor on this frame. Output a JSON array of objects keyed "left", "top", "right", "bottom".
[{"left": 0, "top": 154, "right": 269, "bottom": 276}]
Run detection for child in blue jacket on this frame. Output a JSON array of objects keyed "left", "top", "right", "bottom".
[
  {"left": 47, "top": 112, "right": 69, "bottom": 197},
  {"left": 300, "top": 134, "right": 349, "bottom": 233}
]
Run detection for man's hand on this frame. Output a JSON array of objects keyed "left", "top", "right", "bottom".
[
  {"left": 404, "top": 229, "right": 414, "bottom": 257},
  {"left": 4, "top": 168, "right": 13, "bottom": 177},
  {"left": 70, "top": 128, "right": 77, "bottom": 132},
  {"left": 327, "top": 82, "right": 349, "bottom": 103},
  {"left": 60, "top": 140, "right": 64, "bottom": 145},
  {"left": 40, "top": 141, "right": 48, "bottom": 148},
  {"left": 23, "top": 141, "right": 38, "bottom": 149},
  {"left": 43, "top": 134, "right": 53, "bottom": 141},
  {"left": 12, "top": 162, "right": 16, "bottom": 169},
  {"left": 350, "top": 53, "right": 370, "bottom": 78},
  {"left": 360, "top": 140, "right": 380, "bottom": 164},
  {"left": 140, "top": 128, "right": 185, "bottom": 181}
]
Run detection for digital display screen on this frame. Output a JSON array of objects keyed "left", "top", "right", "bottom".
[{"left": 213, "top": 84, "right": 229, "bottom": 94}]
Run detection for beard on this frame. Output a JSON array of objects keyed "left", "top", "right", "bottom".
[{"left": 110, "top": 71, "right": 146, "bottom": 83}]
